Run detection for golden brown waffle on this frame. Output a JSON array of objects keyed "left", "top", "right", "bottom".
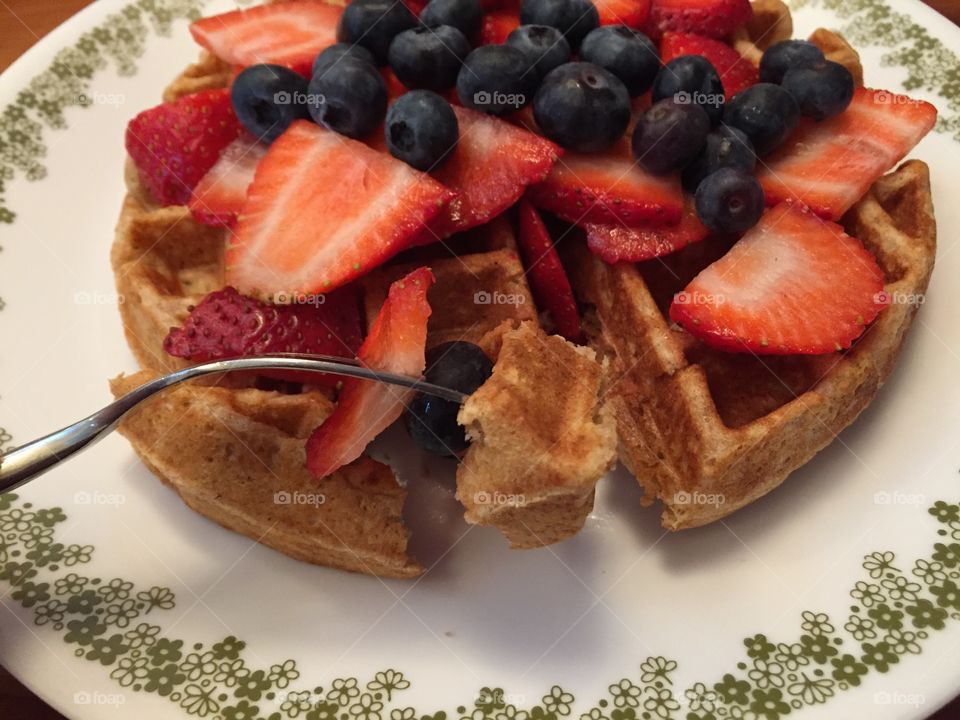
[
  {"left": 456, "top": 321, "right": 616, "bottom": 548},
  {"left": 568, "top": 160, "right": 936, "bottom": 530}
]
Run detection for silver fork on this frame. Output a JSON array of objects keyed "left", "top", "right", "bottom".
[{"left": 0, "top": 354, "right": 466, "bottom": 494}]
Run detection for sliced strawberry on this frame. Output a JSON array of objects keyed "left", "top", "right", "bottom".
[
  {"left": 643, "top": 0, "right": 752, "bottom": 40},
  {"left": 670, "top": 203, "right": 886, "bottom": 355},
  {"left": 660, "top": 31, "right": 757, "bottom": 98},
  {"left": 426, "top": 106, "right": 560, "bottom": 239},
  {"left": 125, "top": 89, "right": 241, "bottom": 207},
  {"left": 189, "top": 135, "right": 267, "bottom": 227},
  {"left": 516, "top": 201, "right": 582, "bottom": 342},
  {"left": 307, "top": 268, "right": 434, "bottom": 478},
  {"left": 528, "top": 147, "right": 684, "bottom": 227},
  {"left": 164, "top": 285, "right": 364, "bottom": 384},
  {"left": 585, "top": 195, "right": 708, "bottom": 263},
  {"left": 227, "top": 121, "right": 453, "bottom": 297},
  {"left": 596, "top": 0, "right": 652, "bottom": 28},
  {"left": 481, "top": 10, "right": 521, "bottom": 45},
  {"left": 757, "top": 88, "right": 938, "bottom": 221},
  {"left": 189, "top": 2, "right": 341, "bottom": 74}
]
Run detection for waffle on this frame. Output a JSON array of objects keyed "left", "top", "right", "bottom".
[{"left": 568, "top": 160, "right": 936, "bottom": 530}]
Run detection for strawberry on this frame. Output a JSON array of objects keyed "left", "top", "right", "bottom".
[
  {"left": 307, "top": 268, "right": 434, "bottom": 478},
  {"left": 426, "top": 106, "right": 560, "bottom": 239},
  {"left": 585, "top": 196, "right": 708, "bottom": 263},
  {"left": 189, "top": 1, "right": 342, "bottom": 75},
  {"left": 403, "top": 0, "right": 428, "bottom": 15},
  {"left": 757, "top": 87, "right": 938, "bottom": 221},
  {"left": 596, "top": 0, "right": 652, "bottom": 28},
  {"left": 516, "top": 201, "right": 582, "bottom": 342},
  {"left": 226, "top": 120, "right": 453, "bottom": 297},
  {"left": 163, "top": 285, "right": 364, "bottom": 384},
  {"left": 669, "top": 203, "right": 886, "bottom": 355},
  {"left": 643, "top": 0, "right": 752, "bottom": 40},
  {"left": 481, "top": 10, "right": 521, "bottom": 45},
  {"left": 189, "top": 135, "right": 267, "bottom": 227},
  {"left": 527, "top": 147, "right": 684, "bottom": 227},
  {"left": 125, "top": 89, "right": 241, "bottom": 207},
  {"left": 660, "top": 32, "right": 757, "bottom": 98}
]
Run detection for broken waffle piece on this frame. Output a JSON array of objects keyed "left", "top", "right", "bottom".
[{"left": 456, "top": 322, "right": 616, "bottom": 548}]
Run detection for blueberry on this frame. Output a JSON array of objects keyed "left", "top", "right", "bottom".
[
  {"left": 631, "top": 98, "right": 710, "bottom": 175},
  {"left": 337, "top": 0, "right": 418, "bottom": 64},
  {"left": 457, "top": 45, "right": 537, "bottom": 115},
  {"left": 534, "top": 62, "right": 631, "bottom": 153},
  {"left": 519, "top": 0, "right": 599, "bottom": 50},
  {"left": 308, "top": 57, "right": 387, "bottom": 139},
  {"left": 405, "top": 341, "right": 494, "bottom": 456},
  {"left": 385, "top": 90, "right": 459, "bottom": 170},
  {"left": 230, "top": 64, "right": 310, "bottom": 144},
  {"left": 652, "top": 55, "right": 725, "bottom": 125},
  {"left": 312, "top": 43, "right": 377, "bottom": 78},
  {"left": 420, "top": 0, "right": 483, "bottom": 37},
  {"left": 759, "top": 40, "right": 825, "bottom": 85},
  {"left": 723, "top": 82, "right": 800, "bottom": 156},
  {"left": 682, "top": 125, "right": 756, "bottom": 193},
  {"left": 389, "top": 25, "right": 471, "bottom": 92},
  {"left": 579, "top": 25, "right": 660, "bottom": 97},
  {"left": 694, "top": 167, "right": 765, "bottom": 235},
  {"left": 506, "top": 25, "right": 571, "bottom": 80},
  {"left": 781, "top": 60, "right": 854, "bottom": 121}
]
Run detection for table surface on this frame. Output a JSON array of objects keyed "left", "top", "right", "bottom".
[{"left": 2, "top": 0, "right": 960, "bottom": 718}]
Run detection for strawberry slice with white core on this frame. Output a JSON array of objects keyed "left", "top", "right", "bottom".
[
  {"left": 427, "top": 106, "right": 560, "bottom": 239},
  {"left": 189, "top": 135, "right": 268, "bottom": 227},
  {"left": 226, "top": 120, "right": 453, "bottom": 298},
  {"left": 757, "top": 87, "right": 938, "bottom": 221},
  {"left": 307, "top": 268, "right": 435, "bottom": 478},
  {"left": 190, "top": 2, "right": 342, "bottom": 74},
  {"left": 586, "top": 195, "right": 707, "bottom": 263},
  {"left": 670, "top": 203, "right": 886, "bottom": 355}
]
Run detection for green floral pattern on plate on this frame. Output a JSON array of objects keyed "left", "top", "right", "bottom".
[{"left": 2, "top": 492, "right": 959, "bottom": 719}]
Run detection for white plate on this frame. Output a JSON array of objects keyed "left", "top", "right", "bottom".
[{"left": 2, "top": 1, "right": 960, "bottom": 718}]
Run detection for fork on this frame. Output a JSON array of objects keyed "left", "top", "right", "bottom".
[{"left": 0, "top": 354, "right": 466, "bottom": 494}]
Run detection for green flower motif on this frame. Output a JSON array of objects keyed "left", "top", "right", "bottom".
[
  {"left": 234, "top": 669, "right": 271, "bottom": 701},
  {"left": 850, "top": 581, "right": 884, "bottom": 607},
  {"left": 328, "top": 677, "right": 360, "bottom": 706},
  {"left": 773, "top": 642, "right": 809, "bottom": 671},
  {"left": 98, "top": 578, "right": 134, "bottom": 603},
  {"left": 281, "top": 690, "right": 317, "bottom": 718},
  {"left": 862, "top": 552, "right": 898, "bottom": 579},
  {"left": 684, "top": 682, "right": 715, "bottom": 713},
  {"left": 32, "top": 507, "right": 66, "bottom": 527},
  {"left": 180, "top": 650, "right": 218, "bottom": 681},
  {"left": 104, "top": 598, "right": 140, "bottom": 628},
  {"left": 609, "top": 709, "right": 636, "bottom": 720},
  {"left": 145, "top": 662, "right": 186, "bottom": 697},
  {"left": 744, "top": 634, "right": 776, "bottom": 661},
  {"left": 542, "top": 686, "right": 574, "bottom": 716},
  {"left": 66, "top": 589, "right": 101, "bottom": 615},
  {"left": 800, "top": 611, "right": 834, "bottom": 636},
  {"left": 64, "top": 615, "right": 106, "bottom": 646},
  {"left": 147, "top": 638, "right": 183, "bottom": 666},
  {"left": 830, "top": 653, "right": 868, "bottom": 686},
  {"left": 476, "top": 687, "right": 506, "bottom": 714},
  {"left": 714, "top": 674, "right": 750, "bottom": 706},
  {"left": 180, "top": 683, "right": 221, "bottom": 718},
  {"left": 787, "top": 672, "right": 835, "bottom": 705},
  {"left": 367, "top": 669, "right": 408, "bottom": 701},
  {"left": 906, "top": 599, "right": 948, "bottom": 629},
  {"left": 579, "top": 708, "right": 607, "bottom": 720},
  {"left": 19, "top": 525, "right": 53, "bottom": 549},
  {"left": 54, "top": 573, "right": 87, "bottom": 596},
  {"left": 86, "top": 633, "right": 129, "bottom": 665},
  {"left": 390, "top": 705, "right": 416, "bottom": 720},
  {"left": 269, "top": 659, "right": 300, "bottom": 689},
  {"left": 799, "top": 634, "right": 837, "bottom": 664},
  {"left": 11, "top": 580, "right": 50, "bottom": 608},
  {"left": 215, "top": 659, "right": 249, "bottom": 688},
  {"left": 350, "top": 692, "right": 384, "bottom": 720},
  {"left": 640, "top": 656, "right": 677, "bottom": 684},
  {"left": 497, "top": 705, "right": 529, "bottom": 720},
  {"left": 748, "top": 659, "right": 785, "bottom": 689},
  {"left": 212, "top": 635, "right": 246, "bottom": 660},
  {"left": 462, "top": 708, "right": 486, "bottom": 720},
  {"left": 308, "top": 702, "right": 341, "bottom": 720},
  {"left": 0, "top": 508, "right": 35, "bottom": 532},
  {"left": 34, "top": 598, "right": 67, "bottom": 627},
  {"left": 642, "top": 688, "right": 679, "bottom": 719},
  {"left": 860, "top": 642, "right": 899, "bottom": 673},
  {"left": 929, "top": 501, "right": 960, "bottom": 524},
  {"left": 124, "top": 622, "right": 161, "bottom": 649},
  {"left": 61, "top": 543, "right": 94, "bottom": 566},
  {"left": 930, "top": 579, "right": 960, "bottom": 610},
  {"left": 110, "top": 656, "right": 150, "bottom": 688},
  {"left": 749, "top": 688, "right": 790, "bottom": 720},
  {"left": 686, "top": 714, "right": 716, "bottom": 720},
  {"left": 932, "top": 543, "right": 960, "bottom": 568},
  {"left": 0, "top": 561, "right": 37, "bottom": 586},
  {"left": 0, "top": 493, "right": 17, "bottom": 512},
  {"left": 843, "top": 614, "right": 877, "bottom": 641},
  {"left": 867, "top": 603, "right": 904, "bottom": 631},
  {"left": 137, "top": 586, "right": 175, "bottom": 612},
  {"left": 881, "top": 575, "right": 921, "bottom": 602},
  {"left": 609, "top": 679, "right": 641, "bottom": 708},
  {"left": 25, "top": 542, "right": 63, "bottom": 567},
  {"left": 222, "top": 699, "right": 259, "bottom": 720},
  {"left": 883, "top": 628, "right": 922, "bottom": 655},
  {"left": 912, "top": 559, "right": 947, "bottom": 585}
]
